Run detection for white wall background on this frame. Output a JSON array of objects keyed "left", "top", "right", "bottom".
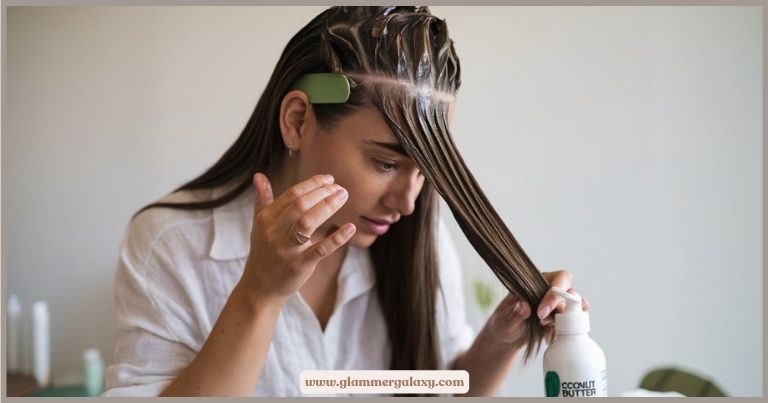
[{"left": 4, "top": 6, "right": 762, "bottom": 396}]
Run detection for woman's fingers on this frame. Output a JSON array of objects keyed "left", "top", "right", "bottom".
[
  {"left": 488, "top": 296, "right": 532, "bottom": 346},
  {"left": 500, "top": 294, "right": 531, "bottom": 319},
  {"left": 582, "top": 295, "right": 590, "bottom": 311},
  {"left": 516, "top": 300, "right": 532, "bottom": 319},
  {"left": 503, "top": 304, "right": 529, "bottom": 333},
  {"left": 301, "top": 223, "right": 357, "bottom": 266},
  {"left": 279, "top": 185, "right": 348, "bottom": 244},
  {"left": 538, "top": 289, "right": 589, "bottom": 326},
  {"left": 252, "top": 173, "right": 275, "bottom": 215},
  {"left": 537, "top": 270, "right": 575, "bottom": 325},
  {"left": 269, "top": 174, "right": 335, "bottom": 215},
  {"left": 542, "top": 270, "right": 573, "bottom": 288},
  {"left": 537, "top": 287, "right": 569, "bottom": 325},
  {"left": 252, "top": 173, "right": 342, "bottom": 244},
  {"left": 537, "top": 290, "right": 558, "bottom": 326},
  {"left": 243, "top": 172, "right": 354, "bottom": 303}
]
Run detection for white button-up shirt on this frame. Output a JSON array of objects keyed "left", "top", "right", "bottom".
[{"left": 104, "top": 185, "right": 475, "bottom": 397}]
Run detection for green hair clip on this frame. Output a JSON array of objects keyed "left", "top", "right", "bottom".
[{"left": 292, "top": 73, "right": 351, "bottom": 104}]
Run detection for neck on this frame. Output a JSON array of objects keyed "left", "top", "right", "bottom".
[
  {"left": 265, "top": 155, "right": 298, "bottom": 202},
  {"left": 316, "top": 244, "right": 350, "bottom": 273}
]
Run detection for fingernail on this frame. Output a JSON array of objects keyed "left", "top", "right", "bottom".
[
  {"left": 542, "top": 317, "right": 554, "bottom": 326},
  {"left": 342, "top": 223, "right": 355, "bottom": 235},
  {"left": 333, "top": 188, "right": 348, "bottom": 202},
  {"left": 538, "top": 304, "right": 552, "bottom": 320},
  {"left": 325, "top": 174, "right": 335, "bottom": 183}
]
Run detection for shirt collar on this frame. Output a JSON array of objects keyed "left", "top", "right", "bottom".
[
  {"left": 336, "top": 244, "right": 376, "bottom": 306},
  {"left": 208, "top": 185, "right": 254, "bottom": 261}
]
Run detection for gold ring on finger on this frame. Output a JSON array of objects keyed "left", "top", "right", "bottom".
[{"left": 290, "top": 225, "right": 312, "bottom": 245}]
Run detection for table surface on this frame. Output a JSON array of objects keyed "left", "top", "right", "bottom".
[
  {"left": 7, "top": 373, "right": 37, "bottom": 397},
  {"left": 6, "top": 373, "right": 90, "bottom": 397}
]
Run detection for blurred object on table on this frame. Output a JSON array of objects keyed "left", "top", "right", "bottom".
[{"left": 640, "top": 366, "right": 727, "bottom": 397}]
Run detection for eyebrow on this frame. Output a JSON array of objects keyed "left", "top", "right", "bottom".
[{"left": 364, "top": 140, "right": 408, "bottom": 157}]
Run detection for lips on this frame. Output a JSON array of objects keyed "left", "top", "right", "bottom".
[
  {"left": 361, "top": 216, "right": 396, "bottom": 235},
  {"left": 364, "top": 217, "right": 396, "bottom": 225}
]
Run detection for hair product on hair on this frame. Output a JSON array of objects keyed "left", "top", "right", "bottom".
[{"left": 543, "top": 288, "right": 607, "bottom": 397}]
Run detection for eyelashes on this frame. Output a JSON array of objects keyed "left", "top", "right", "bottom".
[
  {"left": 372, "top": 157, "right": 426, "bottom": 181},
  {"left": 373, "top": 158, "right": 397, "bottom": 173}
]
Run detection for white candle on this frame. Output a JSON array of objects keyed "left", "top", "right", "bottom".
[
  {"left": 7, "top": 294, "right": 21, "bottom": 372},
  {"left": 32, "top": 301, "right": 50, "bottom": 388}
]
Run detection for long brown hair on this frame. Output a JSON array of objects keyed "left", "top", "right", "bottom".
[{"left": 137, "top": 6, "right": 551, "bottom": 375}]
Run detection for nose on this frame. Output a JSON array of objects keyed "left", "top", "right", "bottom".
[{"left": 382, "top": 170, "right": 425, "bottom": 217}]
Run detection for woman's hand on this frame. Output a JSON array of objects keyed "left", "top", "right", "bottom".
[
  {"left": 487, "top": 270, "right": 590, "bottom": 349},
  {"left": 238, "top": 172, "right": 357, "bottom": 306}
]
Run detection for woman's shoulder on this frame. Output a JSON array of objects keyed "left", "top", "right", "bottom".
[
  {"left": 123, "top": 184, "right": 254, "bottom": 261},
  {"left": 134, "top": 187, "right": 213, "bottom": 224},
  {"left": 124, "top": 188, "right": 216, "bottom": 253}
]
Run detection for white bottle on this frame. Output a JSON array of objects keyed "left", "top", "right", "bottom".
[
  {"left": 7, "top": 294, "right": 21, "bottom": 373},
  {"left": 543, "top": 287, "right": 607, "bottom": 397},
  {"left": 32, "top": 300, "right": 51, "bottom": 388},
  {"left": 83, "top": 348, "right": 104, "bottom": 396}
]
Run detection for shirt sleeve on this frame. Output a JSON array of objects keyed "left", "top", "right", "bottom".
[
  {"left": 103, "top": 214, "right": 200, "bottom": 397},
  {"left": 435, "top": 218, "right": 476, "bottom": 370}
]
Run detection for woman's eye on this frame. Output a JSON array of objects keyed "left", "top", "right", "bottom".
[{"left": 374, "top": 159, "right": 397, "bottom": 172}]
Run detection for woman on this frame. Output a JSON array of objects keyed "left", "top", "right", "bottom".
[{"left": 105, "top": 6, "right": 588, "bottom": 397}]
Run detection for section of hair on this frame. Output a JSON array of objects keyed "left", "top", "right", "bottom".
[{"left": 321, "top": 6, "right": 554, "bottom": 362}]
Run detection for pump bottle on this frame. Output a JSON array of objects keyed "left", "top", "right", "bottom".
[{"left": 543, "top": 287, "right": 607, "bottom": 397}]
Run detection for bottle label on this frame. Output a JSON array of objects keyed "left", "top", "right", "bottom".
[{"left": 544, "top": 370, "right": 607, "bottom": 397}]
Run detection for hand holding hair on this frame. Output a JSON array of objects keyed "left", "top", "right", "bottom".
[
  {"left": 487, "top": 270, "right": 590, "bottom": 349},
  {"left": 239, "top": 172, "right": 357, "bottom": 306}
]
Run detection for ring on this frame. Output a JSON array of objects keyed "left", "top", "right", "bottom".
[{"left": 290, "top": 225, "right": 312, "bottom": 245}]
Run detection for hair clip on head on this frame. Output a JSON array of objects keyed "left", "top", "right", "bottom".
[{"left": 292, "top": 73, "right": 351, "bottom": 104}]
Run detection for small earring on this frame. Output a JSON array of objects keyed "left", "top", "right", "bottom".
[{"left": 287, "top": 142, "right": 293, "bottom": 157}]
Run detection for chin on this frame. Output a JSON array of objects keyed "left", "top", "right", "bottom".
[{"left": 349, "top": 232, "right": 378, "bottom": 248}]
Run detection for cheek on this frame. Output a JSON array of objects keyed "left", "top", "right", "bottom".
[
  {"left": 330, "top": 179, "right": 384, "bottom": 222},
  {"left": 334, "top": 172, "right": 388, "bottom": 207},
  {"left": 329, "top": 197, "right": 377, "bottom": 248},
  {"left": 334, "top": 188, "right": 367, "bottom": 220}
]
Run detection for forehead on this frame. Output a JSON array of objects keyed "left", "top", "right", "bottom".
[
  {"left": 329, "top": 105, "right": 398, "bottom": 143},
  {"left": 323, "top": 101, "right": 454, "bottom": 154}
]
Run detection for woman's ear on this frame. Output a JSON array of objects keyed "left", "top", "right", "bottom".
[{"left": 279, "top": 90, "right": 314, "bottom": 152}]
